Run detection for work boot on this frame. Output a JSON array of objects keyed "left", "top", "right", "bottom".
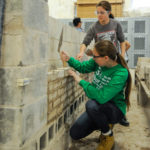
[
  {"left": 99, "top": 124, "right": 114, "bottom": 142},
  {"left": 119, "top": 116, "right": 130, "bottom": 127},
  {"left": 96, "top": 134, "right": 114, "bottom": 150}
]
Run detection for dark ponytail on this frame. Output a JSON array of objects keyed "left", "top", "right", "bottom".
[
  {"left": 109, "top": 13, "right": 114, "bottom": 19},
  {"left": 116, "top": 53, "right": 132, "bottom": 110},
  {"left": 95, "top": 40, "right": 132, "bottom": 110}
]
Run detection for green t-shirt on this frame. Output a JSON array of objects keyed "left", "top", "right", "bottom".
[{"left": 68, "top": 57, "right": 128, "bottom": 115}]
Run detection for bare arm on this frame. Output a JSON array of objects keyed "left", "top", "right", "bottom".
[
  {"left": 125, "top": 41, "right": 131, "bottom": 51},
  {"left": 120, "top": 41, "right": 126, "bottom": 58},
  {"left": 76, "top": 44, "right": 87, "bottom": 60}
]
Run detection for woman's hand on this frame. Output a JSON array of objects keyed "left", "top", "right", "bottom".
[
  {"left": 76, "top": 52, "right": 84, "bottom": 60},
  {"left": 85, "top": 49, "right": 93, "bottom": 56},
  {"left": 60, "top": 51, "right": 70, "bottom": 62},
  {"left": 68, "top": 70, "right": 82, "bottom": 83}
]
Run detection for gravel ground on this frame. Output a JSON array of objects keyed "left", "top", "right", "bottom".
[{"left": 69, "top": 89, "right": 150, "bottom": 150}]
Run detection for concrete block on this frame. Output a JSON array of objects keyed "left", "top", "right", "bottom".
[
  {"left": 48, "top": 17, "right": 64, "bottom": 40},
  {"left": 47, "top": 71, "right": 57, "bottom": 81},
  {"left": 71, "top": 27, "right": 86, "bottom": 44},
  {"left": 136, "top": 62, "right": 150, "bottom": 79},
  {"left": 22, "top": 97, "right": 47, "bottom": 145},
  {"left": 48, "top": 38, "right": 60, "bottom": 59},
  {"left": 1, "top": 0, "right": 49, "bottom": 66},
  {"left": 23, "top": 0, "right": 49, "bottom": 33},
  {"left": 48, "top": 59, "right": 65, "bottom": 70},
  {"left": 138, "top": 81, "right": 150, "bottom": 106},
  {"left": 60, "top": 41, "right": 78, "bottom": 58},
  {"left": 21, "top": 140, "right": 37, "bottom": 150},
  {"left": 48, "top": 38, "right": 65, "bottom": 69},
  {"left": 0, "top": 107, "right": 22, "bottom": 146},
  {"left": 63, "top": 24, "right": 74, "bottom": 43},
  {"left": 0, "top": 97, "right": 47, "bottom": 147},
  {"left": 0, "top": 146, "right": 20, "bottom": 150},
  {"left": 48, "top": 109, "right": 57, "bottom": 122},
  {"left": 1, "top": 34, "right": 23, "bottom": 66},
  {"left": 79, "top": 32, "right": 86, "bottom": 45},
  {"left": 53, "top": 98, "right": 61, "bottom": 107},
  {"left": 22, "top": 28, "right": 49, "bottom": 65},
  {"left": 144, "top": 66, "right": 150, "bottom": 90},
  {"left": 3, "top": 15, "right": 23, "bottom": 35},
  {"left": 1, "top": 29, "right": 49, "bottom": 66},
  {"left": 0, "top": 64, "right": 48, "bottom": 106},
  {"left": 48, "top": 90, "right": 57, "bottom": 102},
  {"left": 5, "top": 0, "right": 22, "bottom": 13}
]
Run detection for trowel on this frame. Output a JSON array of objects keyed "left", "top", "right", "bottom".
[{"left": 57, "top": 27, "right": 67, "bottom": 67}]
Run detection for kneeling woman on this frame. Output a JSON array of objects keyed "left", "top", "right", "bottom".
[{"left": 60, "top": 40, "right": 132, "bottom": 150}]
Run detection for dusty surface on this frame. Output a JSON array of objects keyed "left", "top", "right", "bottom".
[{"left": 69, "top": 89, "right": 150, "bottom": 150}]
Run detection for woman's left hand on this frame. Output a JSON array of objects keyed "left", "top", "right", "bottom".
[
  {"left": 68, "top": 70, "right": 82, "bottom": 83},
  {"left": 60, "top": 51, "right": 70, "bottom": 62}
]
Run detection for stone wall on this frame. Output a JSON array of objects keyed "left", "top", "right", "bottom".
[
  {"left": 135, "top": 57, "right": 150, "bottom": 128},
  {"left": 0, "top": 0, "right": 93, "bottom": 150}
]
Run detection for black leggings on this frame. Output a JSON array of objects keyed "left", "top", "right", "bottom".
[{"left": 70, "top": 100, "right": 124, "bottom": 140}]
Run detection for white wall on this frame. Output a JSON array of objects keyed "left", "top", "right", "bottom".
[
  {"left": 48, "top": 0, "right": 150, "bottom": 18},
  {"left": 123, "top": 0, "right": 150, "bottom": 17},
  {"left": 48, "top": 0, "right": 75, "bottom": 19}
]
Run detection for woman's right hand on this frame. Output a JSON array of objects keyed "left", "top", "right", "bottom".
[
  {"left": 68, "top": 70, "right": 82, "bottom": 83},
  {"left": 60, "top": 51, "right": 70, "bottom": 62},
  {"left": 76, "top": 44, "right": 87, "bottom": 60},
  {"left": 76, "top": 52, "right": 84, "bottom": 60}
]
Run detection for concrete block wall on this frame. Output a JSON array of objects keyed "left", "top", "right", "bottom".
[
  {"left": 135, "top": 57, "right": 150, "bottom": 121},
  {"left": 0, "top": 0, "right": 93, "bottom": 150},
  {"left": 135, "top": 57, "right": 150, "bottom": 108},
  {"left": 0, "top": 0, "right": 49, "bottom": 149},
  {"left": 135, "top": 57, "right": 150, "bottom": 80}
]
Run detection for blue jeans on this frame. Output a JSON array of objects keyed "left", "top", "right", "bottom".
[{"left": 70, "top": 100, "right": 124, "bottom": 140}]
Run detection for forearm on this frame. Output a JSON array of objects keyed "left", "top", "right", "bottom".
[
  {"left": 120, "top": 42, "right": 126, "bottom": 57},
  {"left": 80, "top": 44, "right": 87, "bottom": 53},
  {"left": 68, "top": 57, "right": 96, "bottom": 73},
  {"left": 125, "top": 41, "right": 131, "bottom": 51}
]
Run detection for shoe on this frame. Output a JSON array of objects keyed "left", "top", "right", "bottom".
[
  {"left": 109, "top": 124, "right": 114, "bottom": 130},
  {"left": 119, "top": 117, "right": 130, "bottom": 127},
  {"left": 96, "top": 134, "right": 114, "bottom": 150},
  {"left": 99, "top": 124, "right": 114, "bottom": 142}
]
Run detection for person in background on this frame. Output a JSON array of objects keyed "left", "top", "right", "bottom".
[
  {"left": 73, "top": 17, "right": 83, "bottom": 32},
  {"left": 77, "top": 1, "right": 126, "bottom": 60},
  {"left": 77, "top": 0, "right": 130, "bottom": 126},
  {"left": 60, "top": 40, "right": 132, "bottom": 150}
]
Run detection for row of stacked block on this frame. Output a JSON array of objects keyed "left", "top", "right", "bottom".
[{"left": 135, "top": 57, "right": 150, "bottom": 119}]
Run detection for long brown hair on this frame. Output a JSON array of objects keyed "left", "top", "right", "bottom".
[
  {"left": 96, "top": 1, "right": 114, "bottom": 19},
  {"left": 94, "top": 40, "right": 132, "bottom": 109}
]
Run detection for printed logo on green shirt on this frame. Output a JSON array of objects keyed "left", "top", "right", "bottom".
[{"left": 92, "top": 67, "right": 111, "bottom": 89}]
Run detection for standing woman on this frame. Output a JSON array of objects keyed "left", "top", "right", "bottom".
[{"left": 77, "top": 0, "right": 126, "bottom": 60}]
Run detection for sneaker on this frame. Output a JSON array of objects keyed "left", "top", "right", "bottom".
[
  {"left": 96, "top": 134, "right": 114, "bottom": 150},
  {"left": 119, "top": 117, "right": 130, "bottom": 127},
  {"left": 99, "top": 124, "right": 114, "bottom": 142}
]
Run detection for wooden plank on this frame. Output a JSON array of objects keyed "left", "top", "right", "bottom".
[
  {"left": 77, "top": 3, "right": 123, "bottom": 18},
  {"left": 77, "top": 5, "right": 97, "bottom": 18},
  {"left": 76, "top": 0, "right": 123, "bottom": 5}
]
